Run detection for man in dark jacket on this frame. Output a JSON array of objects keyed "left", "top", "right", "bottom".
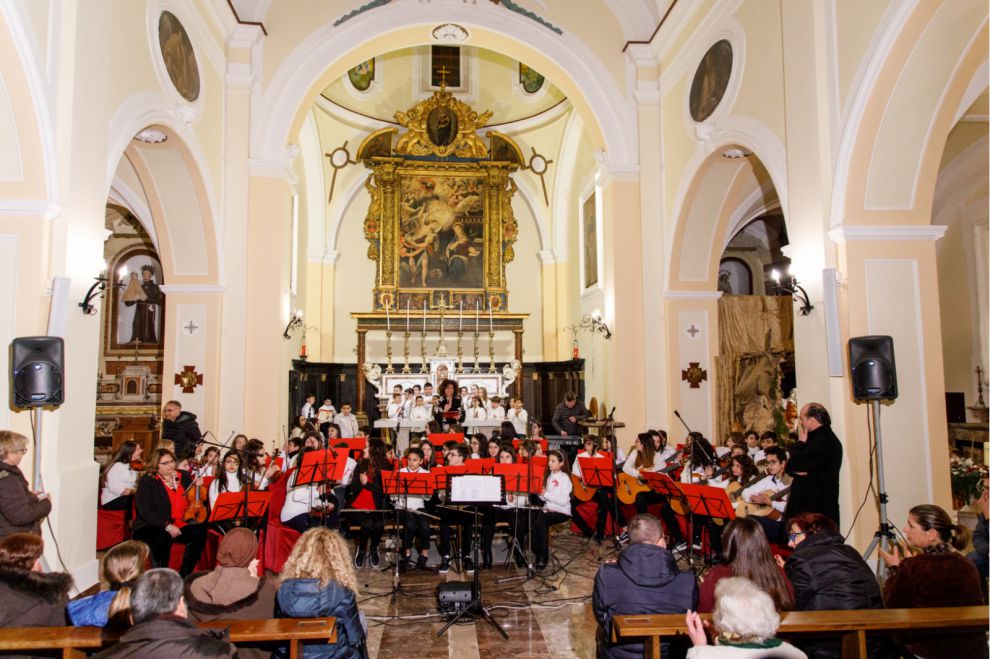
[
  {"left": 593, "top": 514, "right": 697, "bottom": 659},
  {"left": 785, "top": 403, "right": 843, "bottom": 526},
  {"left": 551, "top": 391, "right": 590, "bottom": 436},
  {"left": 94, "top": 568, "right": 234, "bottom": 658},
  {"left": 161, "top": 400, "right": 203, "bottom": 460}
]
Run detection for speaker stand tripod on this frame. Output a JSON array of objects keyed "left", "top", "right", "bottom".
[{"left": 861, "top": 399, "right": 896, "bottom": 581}]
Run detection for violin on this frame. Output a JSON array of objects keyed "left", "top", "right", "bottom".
[
  {"left": 183, "top": 476, "right": 209, "bottom": 524},
  {"left": 130, "top": 459, "right": 146, "bottom": 472}
]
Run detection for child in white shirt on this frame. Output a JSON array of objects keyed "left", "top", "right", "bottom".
[
  {"left": 335, "top": 403, "right": 359, "bottom": 438},
  {"left": 397, "top": 448, "right": 431, "bottom": 569},
  {"left": 531, "top": 450, "right": 572, "bottom": 570},
  {"left": 488, "top": 396, "right": 505, "bottom": 420},
  {"left": 507, "top": 398, "right": 528, "bottom": 437}
]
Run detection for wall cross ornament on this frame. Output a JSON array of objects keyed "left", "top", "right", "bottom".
[
  {"left": 183, "top": 320, "right": 200, "bottom": 335},
  {"left": 686, "top": 324, "right": 700, "bottom": 338},
  {"left": 681, "top": 362, "right": 708, "bottom": 388},
  {"left": 174, "top": 365, "right": 203, "bottom": 393}
]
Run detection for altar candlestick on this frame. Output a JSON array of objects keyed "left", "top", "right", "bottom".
[
  {"left": 459, "top": 301, "right": 463, "bottom": 333},
  {"left": 423, "top": 300, "right": 427, "bottom": 331},
  {"left": 385, "top": 304, "right": 390, "bottom": 331},
  {"left": 489, "top": 305, "right": 493, "bottom": 333},
  {"left": 406, "top": 301, "right": 410, "bottom": 332},
  {"left": 475, "top": 301, "right": 479, "bottom": 331}
]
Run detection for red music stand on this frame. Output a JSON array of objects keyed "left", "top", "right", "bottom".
[
  {"left": 529, "top": 455, "right": 548, "bottom": 472},
  {"left": 295, "top": 449, "right": 347, "bottom": 486},
  {"left": 208, "top": 491, "right": 271, "bottom": 524},
  {"left": 493, "top": 463, "right": 542, "bottom": 494},
  {"left": 578, "top": 457, "right": 614, "bottom": 488},
  {"left": 465, "top": 458, "right": 495, "bottom": 474},
  {"left": 677, "top": 483, "right": 735, "bottom": 521},
  {"left": 428, "top": 433, "right": 463, "bottom": 447},
  {"left": 512, "top": 438, "right": 549, "bottom": 453},
  {"left": 381, "top": 471, "right": 433, "bottom": 497}
]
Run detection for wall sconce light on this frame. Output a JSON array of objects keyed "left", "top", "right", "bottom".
[
  {"left": 581, "top": 311, "right": 612, "bottom": 340},
  {"left": 283, "top": 310, "right": 304, "bottom": 339},
  {"left": 79, "top": 272, "right": 110, "bottom": 315},
  {"left": 770, "top": 268, "right": 814, "bottom": 316}
]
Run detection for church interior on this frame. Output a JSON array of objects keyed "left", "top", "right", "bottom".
[{"left": 0, "top": 0, "right": 987, "bottom": 656}]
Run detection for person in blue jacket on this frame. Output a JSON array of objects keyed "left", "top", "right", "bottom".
[
  {"left": 275, "top": 527, "right": 366, "bottom": 659},
  {"left": 593, "top": 514, "right": 698, "bottom": 659},
  {"left": 68, "top": 541, "right": 148, "bottom": 630}
]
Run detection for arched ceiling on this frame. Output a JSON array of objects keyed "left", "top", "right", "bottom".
[{"left": 320, "top": 46, "right": 566, "bottom": 126}]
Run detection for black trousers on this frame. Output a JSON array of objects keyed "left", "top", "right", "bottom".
[
  {"left": 437, "top": 508, "right": 474, "bottom": 558},
  {"left": 133, "top": 523, "right": 207, "bottom": 576},
  {"left": 346, "top": 512, "right": 384, "bottom": 554},
  {"left": 532, "top": 511, "right": 570, "bottom": 562},
  {"left": 400, "top": 510, "right": 431, "bottom": 552}
]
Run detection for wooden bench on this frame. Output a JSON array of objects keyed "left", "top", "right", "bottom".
[
  {"left": 0, "top": 617, "right": 337, "bottom": 659},
  {"left": 612, "top": 606, "right": 989, "bottom": 659}
]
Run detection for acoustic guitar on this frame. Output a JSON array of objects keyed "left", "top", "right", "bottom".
[
  {"left": 616, "top": 457, "right": 686, "bottom": 505},
  {"left": 571, "top": 474, "right": 598, "bottom": 502},
  {"left": 736, "top": 485, "right": 791, "bottom": 520},
  {"left": 724, "top": 474, "right": 764, "bottom": 502}
]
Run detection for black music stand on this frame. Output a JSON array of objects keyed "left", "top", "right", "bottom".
[
  {"left": 436, "top": 474, "right": 508, "bottom": 639},
  {"left": 679, "top": 482, "right": 734, "bottom": 566}
]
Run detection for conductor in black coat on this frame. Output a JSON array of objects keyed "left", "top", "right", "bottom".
[{"left": 785, "top": 403, "right": 843, "bottom": 526}]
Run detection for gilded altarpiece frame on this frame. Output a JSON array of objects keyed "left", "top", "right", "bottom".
[{"left": 358, "top": 89, "right": 522, "bottom": 314}]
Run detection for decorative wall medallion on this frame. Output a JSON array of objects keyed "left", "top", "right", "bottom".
[
  {"left": 689, "top": 40, "right": 732, "bottom": 122},
  {"left": 519, "top": 63, "right": 545, "bottom": 94},
  {"left": 686, "top": 324, "right": 701, "bottom": 339},
  {"left": 347, "top": 59, "right": 375, "bottom": 91},
  {"left": 432, "top": 23, "right": 468, "bottom": 43},
  {"left": 183, "top": 320, "right": 200, "bottom": 336},
  {"left": 681, "top": 362, "right": 708, "bottom": 388},
  {"left": 158, "top": 11, "right": 200, "bottom": 103},
  {"left": 174, "top": 365, "right": 203, "bottom": 393}
]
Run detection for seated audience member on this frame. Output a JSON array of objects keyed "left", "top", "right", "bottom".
[
  {"left": 94, "top": 568, "right": 235, "bottom": 658},
  {"left": 879, "top": 504, "right": 985, "bottom": 659},
  {"left": 783, "top": 513, "right": 884, "bottom": 659},
  {"left": 698, "top": 517, "right": 793, "bottom": 613},
  {"left": 101, "top": 440, "right": 142, "bottom": 512},
  {"left": 685, "top": 577, "right": 806, "bottom": 658},
  {"left": 0, "top": 533, "right": 72, "bottom": 627},
  {"left": 69, "top": 540, "right": 148, "bottom": 630},
  {"left": 276, "top": 528, "right": 366, "bottom": 659},
  {"left": 184, "top": 528, "right": 276, "bottom": 659},
  {"left": 593, "top": 514, "right": 697, "bottom": 659},
  {"left": 967, "top": 478, "right": 988, "bottom": 598},
  {"left": 132, "top": 448, "right": 207, "bottom": 576},
  {"left": 0, "top": 430, "right": 52, "bottom": 538}
]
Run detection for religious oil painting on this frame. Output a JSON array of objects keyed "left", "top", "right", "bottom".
[
  {"left": 519, "top": 63, "right": 545, "bottom": 94},
  {"left": 158, "top": 11, "right": 200, "bottom": 103},
  {"left": 398, "top": 173, "right": 485, "bottom": 290},
  {"left": 718, "top": 257, "right": 753, "bottom": 295},
  {"left": 109, "top": 249, "right": 165, "bottom": 353},
  {"left": 427, "top": 106, "right": 458, "bottom": 147},
  {"left": 347, "top": 58, "right": 375, "bottom": 92},
  {"left": 689, "top": 39, "right": 732, "bottom": 123},
  {"left": 582, "top": 191, "right": 599, "bottom": 290}
]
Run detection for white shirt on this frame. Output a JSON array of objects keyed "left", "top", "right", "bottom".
[
  {"left": 102, "top": 462, "right": 138, "bottom": 505},
  {"left": 394, "top": 466, "right": 429, "bottom": 510},
  {"left": 317, "top": 404, "right": 336, "bottom": 424},
  {"left": 541, "top": 471, "right": 572, "bottom": 515},
  {"left": 301, "top": 401, "right": 316, "bottom": 420},
  {"left": 386, "top": 400, "right": 405, "bottom": 418},
  {"left": 507, "top": 408, "right": 528, "bottom": 436},
  {"left": 622, "top": 449, "right": 660, "bottom": 479},
  {"left": 336, "top": 413, "right": 359, "bottom": 438},
  {"left": 280, "top": 483, "right": 327, "bottom": 522},
  {"left": 488, "top": 404, "right": 505, "bottom": 420},
  {"left": 340, "top": 455, "right": 357, "bottom": 486},
  {"left": 465, "top": 405, "right": 487, "bottom": 421},
  {"left": 410, "top": 405, "right": 432, "bottom": 421},
  {"left": 741, "top": 473, "right": 790, "bottom": 513},
  {"left": 572, "top": 450, "right": 603, "bottom": 481},
  {"left": 747, "top": 446, "right": 766, "bottom": 463},
  {"left": 208, "top": 472, "right": 242, "bottom": 508}
]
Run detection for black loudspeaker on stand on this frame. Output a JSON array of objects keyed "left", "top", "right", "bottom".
[
  {"left": 848, "top": 335, "right": 897, "bottom": 580},
  {"left": 9, "top": 336, "right": 65, "bottom": 492}
]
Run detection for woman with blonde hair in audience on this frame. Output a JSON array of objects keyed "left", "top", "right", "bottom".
[
  {"left": 69, "top": 540, "right": 148, "bottom": 630},
  {"left": 276, "top": 527, "right": 366, "bottom": 658},
  {"left": 0, "top": 430, "right": 52, "bottom": 538},
  {"left": 685, "top": 577, "right": 806, "bottom": 657},
  {"left": 879, "top": 504, "right": 985, "bottom": 659},
  {"left": 0, "top": 533, "right": 73, "bottom": 627},
  {"left": 698, "top": 517, "right": 793, "bottom": 613}
]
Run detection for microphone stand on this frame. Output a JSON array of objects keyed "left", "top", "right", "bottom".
[
  {"left": 673, "top": 411, "right": 700, "bottom": 570},
  {"left": 604, "top": 406, "right": 623, "bottom": 551}
]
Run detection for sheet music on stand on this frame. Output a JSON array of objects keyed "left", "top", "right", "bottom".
[{"left": 447, "top": 474, "right": 506, "bottom": 506}]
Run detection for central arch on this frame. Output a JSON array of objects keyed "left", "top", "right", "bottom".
[{"left": 253, "top": 4, "right": 637, "bottom": 168}]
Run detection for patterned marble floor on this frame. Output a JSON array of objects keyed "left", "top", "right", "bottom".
[{"left": 353, "top": 530, "right": 621, "bottom": 659}]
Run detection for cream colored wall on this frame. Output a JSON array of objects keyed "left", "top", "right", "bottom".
[{"left": 833, "top": 0, "right": 892, "bottom": 115}]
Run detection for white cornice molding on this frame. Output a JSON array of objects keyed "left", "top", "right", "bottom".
[
  {"left": 660, "top": 290, "right": 723, "bottom": 300},
  {"left": 226, "top": 62, "right": 257, "bottom": 90},
  {"left": 597, "top": 164, "right": 640, "bottom": 188},
  {"left": 307, "top": 249, "right": 340, "bottom": 265},
  {"left": 633, "top": 80, "right": 661, "bottom": 108},
  {"left": 624, "top": 43, "right": 659, "bottom": 69},
  {"left": 248, "top": 156, "right": 299, "bottom": 186},
  {"left": 159, "top": 284, "right": 225, "bottom": 294},
  {"left": 537, "top": 249, "right": 565, "bottom": 265},
  {"left": 0, "top": 199, "right": 61, "bottom": 219},
  {"left": 828, "top": 225, "right": 947, "bottom": 243}
]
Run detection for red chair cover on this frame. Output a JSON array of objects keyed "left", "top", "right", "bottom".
[
  {"left": 96, "top": 507, "right": 127, "bottom": 551},
  {"left": 263, "top": 468, "right": 301, "bottom": 573},
  {"left": 569, "top": 499, "right": 620, "bottom": 536}
]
